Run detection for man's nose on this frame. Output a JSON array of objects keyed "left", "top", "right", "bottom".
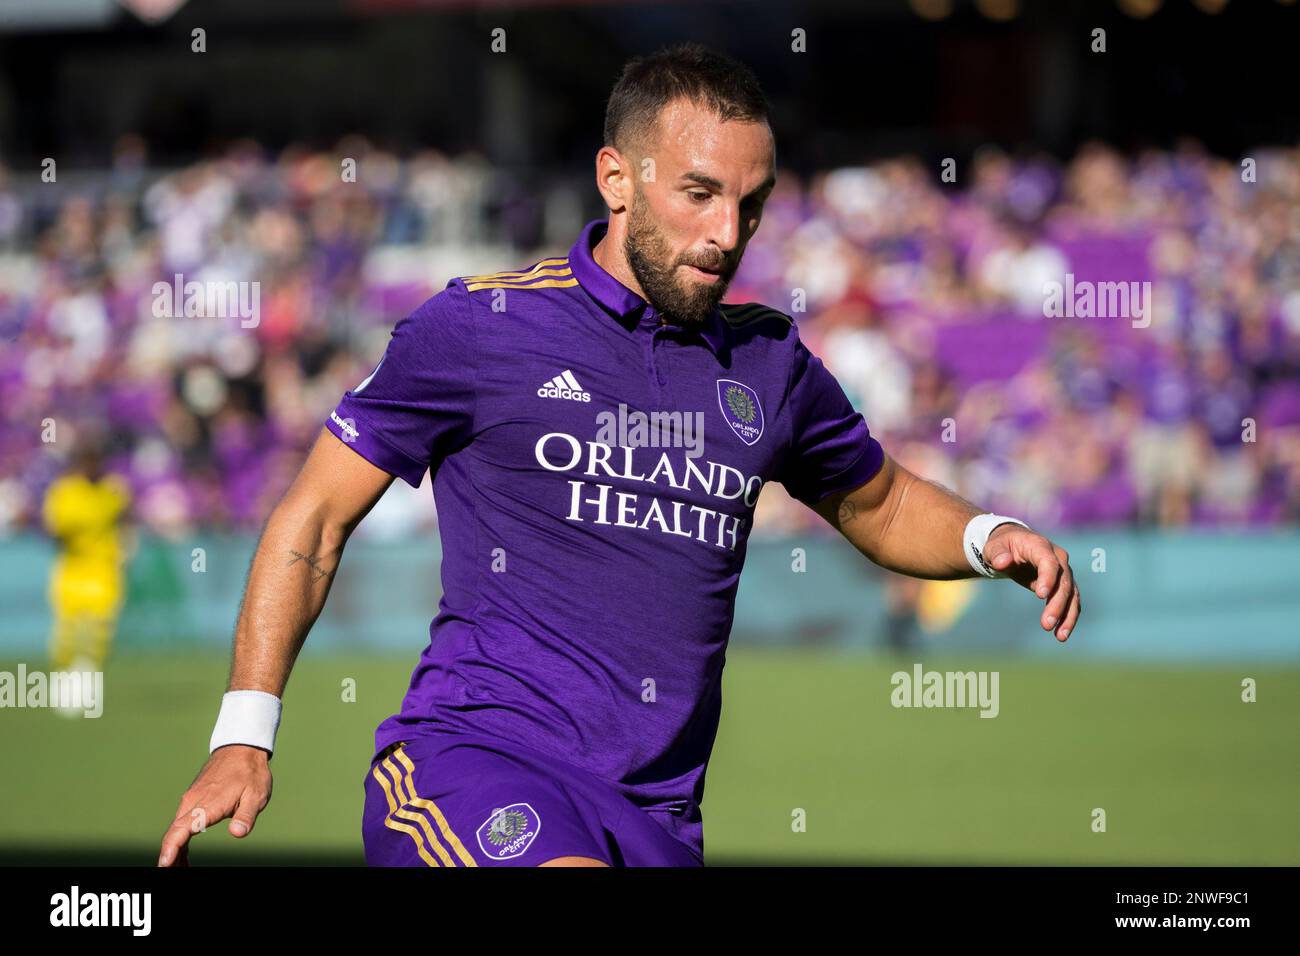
[{"left": 706, "top": 201, "right": 742, "bottom": 256}]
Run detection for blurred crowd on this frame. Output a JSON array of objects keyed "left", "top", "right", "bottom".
[
  {"left": 744, "top": 141, "right": 1300, "bottom": 533},
  {"left": 2, "top": 135, "right": 1298, "bottom": 539}
]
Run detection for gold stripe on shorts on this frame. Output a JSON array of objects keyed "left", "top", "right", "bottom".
[
  {"left": 379, "top": 755, "right": 457, "bottom": 867},
  {"left": 370, "top": 763, "right": 440, "bottom": 867},
  {"left": 392, "top": 745, "right": 478, "bottom": 867}
]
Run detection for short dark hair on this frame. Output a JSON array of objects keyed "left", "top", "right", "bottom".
[{"left": 603, "top": 43, "right": 770, "bottom": 156}]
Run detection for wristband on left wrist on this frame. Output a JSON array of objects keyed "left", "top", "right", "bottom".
[{"left": 963, "top": 513, "right": 1028, "bottom": 578}]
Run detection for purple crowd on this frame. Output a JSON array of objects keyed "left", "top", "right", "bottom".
[{"left": 1, "top": 136, "right": 1297, "bottom": 538}]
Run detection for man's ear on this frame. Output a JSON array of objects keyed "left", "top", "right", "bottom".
[{"left": 595, "top": 145, "right": 631, "bottom": 214}]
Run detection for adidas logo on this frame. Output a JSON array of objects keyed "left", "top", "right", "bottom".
[{"left": 537, "top": 369, "right": 591, "bottom": 403}]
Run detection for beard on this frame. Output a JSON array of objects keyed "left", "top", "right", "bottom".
[{"left": 623, "top": 193, "right": 736, "bottom": 326}]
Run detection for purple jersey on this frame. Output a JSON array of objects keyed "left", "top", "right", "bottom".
[{"left": 325, "top": 218, "right": 885, "bottom": 857}]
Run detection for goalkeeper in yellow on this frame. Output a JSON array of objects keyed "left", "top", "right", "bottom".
[{"left": 43, "top": 441, "right": 132, "bottom": 675}]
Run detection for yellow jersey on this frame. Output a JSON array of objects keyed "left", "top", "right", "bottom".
[{"left": 43, "top": 473, "right": 131, "bottom": 567}]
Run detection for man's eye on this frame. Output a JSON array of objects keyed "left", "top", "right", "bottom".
[{"left": 688, "top": 191, "right": 711, "bottom": 202}]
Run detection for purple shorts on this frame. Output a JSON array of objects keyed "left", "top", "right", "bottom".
[{"left": 361, "top": 731, "right": 704, "bottom": 867}]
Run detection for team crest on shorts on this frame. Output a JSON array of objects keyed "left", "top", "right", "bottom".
[
  {"left": 717, "top": 379, "right": 764, "bottom": 445},
  {"left": 476, "top": 803, "right": 541, "bottom": 861}
]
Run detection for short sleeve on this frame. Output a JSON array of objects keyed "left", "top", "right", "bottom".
[
  {"left": 324, "top": 280, "right": 476, "bottom": 488},
  {"left": 776, "top": 338, "right": 885, "bottom": 506}
]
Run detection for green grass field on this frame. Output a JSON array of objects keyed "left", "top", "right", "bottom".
[{"left": 1, "top": 649, "right": 1297, "bottom": 865}]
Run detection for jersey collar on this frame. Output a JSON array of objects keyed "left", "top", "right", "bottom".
[{"left": 568, "top": 218, "right": 726, "bottom": 358}]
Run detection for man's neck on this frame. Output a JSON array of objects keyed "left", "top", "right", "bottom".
[{"left": 592, "top": 227, "right": 650, "bottom": 305}]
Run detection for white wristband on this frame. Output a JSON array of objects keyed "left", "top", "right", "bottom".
[
  {"left": 963, "top": 513, "right": 1029, "bottom": 578},
  {"left": 210, "top": 690, "right": 282, "bottom": 755}
]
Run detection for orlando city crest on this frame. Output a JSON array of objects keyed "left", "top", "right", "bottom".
[
  {"left": 476, "top": 803, "right": 541, "bottom": 861},
  {"left": 717, "top": 379, "right": 764, "bottom": 445}
]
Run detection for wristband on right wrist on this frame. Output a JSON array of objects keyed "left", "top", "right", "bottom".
[{"left": 209, "top": 690, "right": 282, "bottom": 755}]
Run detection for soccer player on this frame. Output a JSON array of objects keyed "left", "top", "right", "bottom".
[
  {"left": 44, "top": 437, "right": 132, "bottom": 685},
  {"left": 159, "top": 43, "right": 1080, "bottom": 868}
]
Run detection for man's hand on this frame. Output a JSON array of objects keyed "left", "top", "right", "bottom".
[
  {"left": 158, "top": 745, "right": 273, "bottom": 866},
  {"left": 982, "top": 524, "right": 1081, "bottom": 642}
]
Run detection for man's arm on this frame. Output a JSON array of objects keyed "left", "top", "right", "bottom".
[
  {"left": 225, "top": 429, "right": 395, "bottom": 697},
  {"left": 812, "top": 452, "right": 1081, "bottom": 642},
  {"left": 158, "top": 428, "right": 397, "bottom": 866}
]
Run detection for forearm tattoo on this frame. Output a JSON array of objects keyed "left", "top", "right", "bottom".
[
  {"left": 286, "top": 546, "right": 342, "bottom": 583},
  {"left": 836, "top": 497, "right": 861, "bottom": 526}
]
